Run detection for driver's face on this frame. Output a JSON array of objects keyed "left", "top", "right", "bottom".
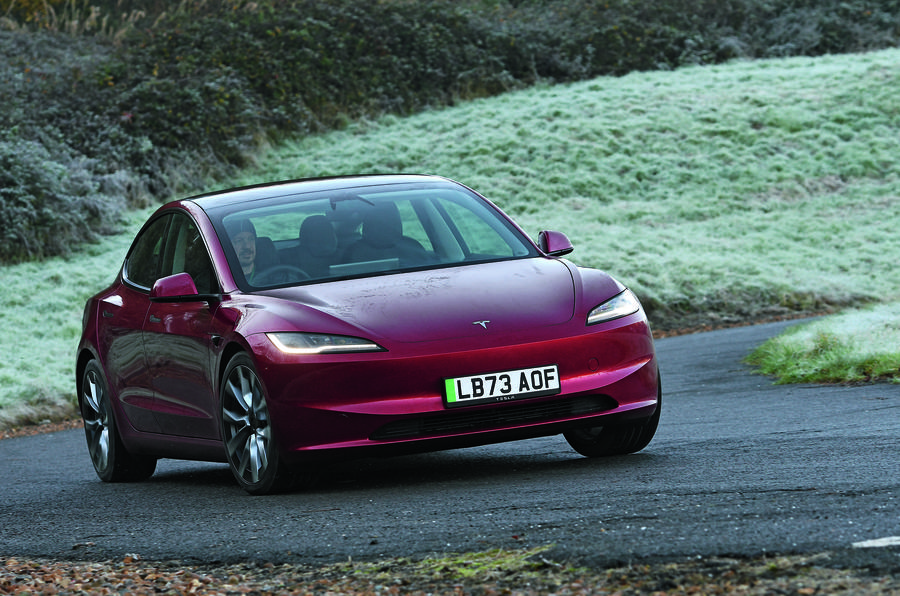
[{"left": 231, "top": 231, "right": 256, "bottom": 270}]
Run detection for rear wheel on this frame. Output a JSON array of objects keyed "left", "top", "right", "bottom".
[
  {"left": 565, "top": 380, "right": 661, "bottom": 457},
  {"left": 80, "top": 360, "right": 157, "bottom": 482},
  {"left": 220, "top": 353, "right": 291, "bottom": 495}
]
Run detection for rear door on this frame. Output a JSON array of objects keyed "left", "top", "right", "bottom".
[{"left": 100, "top": 214, "right": 172, "bottom": 433}]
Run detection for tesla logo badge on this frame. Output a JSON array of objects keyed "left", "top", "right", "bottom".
[{"left": 473, "top": 320, "right": 490, "bottom": 329}]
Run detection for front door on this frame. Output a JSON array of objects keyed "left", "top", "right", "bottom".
[{"left": 142, "top": 212, "right": 222, "bottom": 439}]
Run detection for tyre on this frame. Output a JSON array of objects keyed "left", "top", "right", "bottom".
[
  {"left": 564, "top": 379, "right": 661, "bottom": 457},
  {"left": 80, "top": 360, "right": 157, "bottom": 482},
  {"left": 220, "top": 353, "right": 291, "bottom": 495}
]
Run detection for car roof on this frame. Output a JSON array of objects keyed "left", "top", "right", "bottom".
[{"left": 185, "top": 174, "right": 453, "bottom": 210}]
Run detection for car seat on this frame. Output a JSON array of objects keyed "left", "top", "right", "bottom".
[
  {"left": 296, "top": 215, "right": 339, "bottom": 278},
  {"left": 343, "top": 202, "right": 430, "bottom": 266}
]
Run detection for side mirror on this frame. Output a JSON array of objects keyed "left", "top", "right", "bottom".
[
  {"left": 150, "top": 272, "right": 218, "bottom": 302},
  {"left": 538, "top": 230, "right": 574, "bottom": 257}
]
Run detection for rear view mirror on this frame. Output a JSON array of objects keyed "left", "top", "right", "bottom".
[{"left": 538, "top": 230, "right": 574, "bottom": 256}]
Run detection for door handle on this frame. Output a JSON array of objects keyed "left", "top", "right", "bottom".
[{"left": 149, "top": 314, "right": 162, "bottom": 324}]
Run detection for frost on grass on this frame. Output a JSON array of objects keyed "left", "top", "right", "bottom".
[{"left": 747, "top": 303, "right": 900, "bottom": 384}]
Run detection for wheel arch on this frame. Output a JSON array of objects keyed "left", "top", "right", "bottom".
[
  {"left": 75, "top": 347, "right": 101, "bottom": 408},
  {"left": 217, "top": 341, "right": 250, "bottom": 395}
]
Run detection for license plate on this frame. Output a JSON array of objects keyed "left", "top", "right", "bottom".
[{"left": 444, "top": 365, "right": 560, "bottom": 408}]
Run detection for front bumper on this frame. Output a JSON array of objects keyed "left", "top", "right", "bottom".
[{"left": 250, "top": 314, "right": 659, "bottom": 462}]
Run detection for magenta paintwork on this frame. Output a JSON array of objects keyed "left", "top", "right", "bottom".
[
  {"left": 76, "top": 174, "right": 660, "bottom": 472},
  {"left": 250, "top": 314, "right": 657, "bottom": 460},
  {"left": 538, "top": 230, "right": 574, "bottom": 256},
  {"left": 150, "top": 272, "right": 199, "bottom": 299},
  {"left": 260, "top": 259, "right": 578, "bottom": 342}
]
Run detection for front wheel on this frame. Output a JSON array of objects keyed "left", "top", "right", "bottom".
[
  {"left": 220, "top": 353, "right": 291, "bottom": 495},
  {"left": 80, "top": 360, "right": 157, "bottom": 482},
  {"left": 564, "top": 380, "right": 661, "bottom": 457}
]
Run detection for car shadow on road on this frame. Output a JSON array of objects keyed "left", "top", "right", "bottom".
[
  {"left": 306, "top": 446, "right": 666, "bottom": 494},
  {"left": 141, "top": 438, "right": 669, "bottom": 495},
  {"left": 149, "top": 461, "right": 236, "bottom": 487}
]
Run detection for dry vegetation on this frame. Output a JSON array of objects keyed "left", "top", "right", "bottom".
[{"left": 3, "top": 548, "right": 900, "bottom": 595}]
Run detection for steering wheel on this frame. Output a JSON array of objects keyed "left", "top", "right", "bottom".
[{"left": 254, "top": 265, "right": 310, "bottom": 285}]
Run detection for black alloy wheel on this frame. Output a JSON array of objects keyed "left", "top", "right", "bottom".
[
  {"left": 220, "top": 353, "right": 290, "bottom": 495},
  {"left": 80, "top": 360, "right": 157, "bottom": 482}
]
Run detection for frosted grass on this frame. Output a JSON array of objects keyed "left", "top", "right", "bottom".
[{"left": 747, "top": 303, "right": 900, "bottom": 384}]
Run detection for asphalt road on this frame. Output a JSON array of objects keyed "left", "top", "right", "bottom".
[{"left": 2, "top": 320, "right": 898, "bottom": 569}]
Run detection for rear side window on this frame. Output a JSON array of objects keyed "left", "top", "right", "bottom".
[{"left": 124, "top": 215, "right": 170, "bottom": 290}]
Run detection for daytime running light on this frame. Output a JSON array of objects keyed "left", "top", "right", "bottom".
[
  {"left": 587, "top": 289, "right": 642, "bottom": 325},
  {"left": 267, "top": 332, "right": 385, "bottom": 355}
]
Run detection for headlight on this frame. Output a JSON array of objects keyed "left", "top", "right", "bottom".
[
  {"left": 267, "top": 332, "right": 385, "bottom": 354},
  {"left": 587, "top": 289, "right": 642, "bottom": 325}
]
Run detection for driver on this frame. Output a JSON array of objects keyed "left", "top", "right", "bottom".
[{"left": 226, "top": 219, "right": 257, "bottom": 283}]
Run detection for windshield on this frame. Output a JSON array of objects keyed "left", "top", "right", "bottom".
[{"left": 214, "top": 182, "right": 538, "bottom": 290}]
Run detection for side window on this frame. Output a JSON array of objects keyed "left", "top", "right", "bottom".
[
  {"left": 396, "top": 200, "right": 433, "bottom": 251},
  {"left": 124, "top": 215, "right": 170, "bottom": 290},
  {"left": 160, "top": 214, "right": 217, "bottom": 295},
  {"left": 441, "top": 201, "right": 516, "bottom": 257}
]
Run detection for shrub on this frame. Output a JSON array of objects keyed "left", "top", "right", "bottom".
[{"left": 0, "top": 129, "right": 122, "bottom": 261}]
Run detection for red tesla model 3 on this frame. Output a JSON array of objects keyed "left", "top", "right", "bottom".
[{"left": 76, "top": 175, "right": 660, "bottom": 494}]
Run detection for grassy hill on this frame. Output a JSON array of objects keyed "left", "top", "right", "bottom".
[
  {"left": 1, "top": 48, "right": 899, "bottom": 428},
  {"left": 235, "top": 49, "right": 900, "bottom": 330}
]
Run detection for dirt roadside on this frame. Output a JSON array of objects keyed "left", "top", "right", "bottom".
[
  {"left": 0, "top": 417, "right": 84, "bottom": 441},
  {"left": 3, "top": 547, "right": 899, "bottom": 595}
]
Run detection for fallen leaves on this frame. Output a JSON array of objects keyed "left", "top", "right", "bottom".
[{"left": 2, "top": 551, "right": 899, "bottom": 595}]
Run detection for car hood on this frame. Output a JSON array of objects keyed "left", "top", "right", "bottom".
[{"left": 262, "top": 258, "right": 576, "bottom": 343}]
